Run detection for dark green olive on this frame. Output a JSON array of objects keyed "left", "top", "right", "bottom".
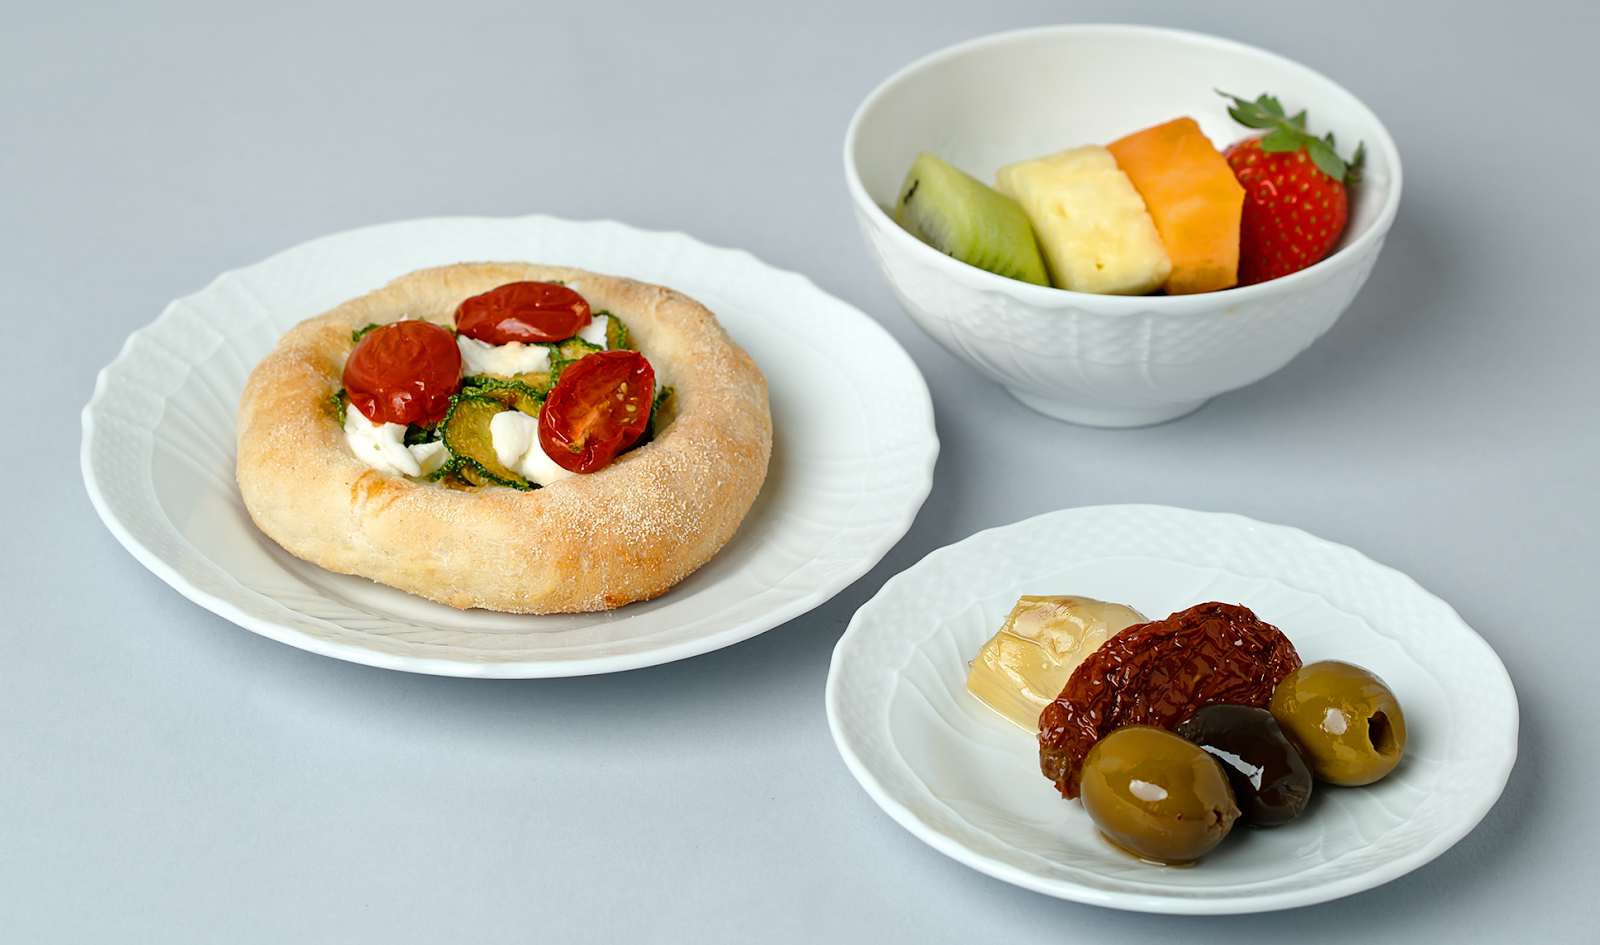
[
  {"left": 1176, "top": 704, "right": 1313, "bottom": 826},
  {"left": 1270, "top": 661, "right": 1406, "bottom": 786},
  {"left": 1079, "top": 725, "right": 1240, "bottom": 864}
]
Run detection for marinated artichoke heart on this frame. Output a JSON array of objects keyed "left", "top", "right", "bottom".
[{"left": 966, "top": 595, "right": 1146, "bottom": 732}]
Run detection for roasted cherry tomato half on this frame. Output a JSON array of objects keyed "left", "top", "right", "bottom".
[
  {"left": 539, "top": 350, "right": 655, "bottom": 473},
  {"left": 455, "top": 281, "right": 591, "bottom": 345},
  {"left": 342, "top": 320, "right": 462, "bottom": 426}
]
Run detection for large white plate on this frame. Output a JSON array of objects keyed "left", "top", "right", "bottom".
[
  {"left": 81, "top": 216, "right": 936, "bottom": 677},
  {"left": 826, "top": 505, "right": 1517, "bottom": 914}
]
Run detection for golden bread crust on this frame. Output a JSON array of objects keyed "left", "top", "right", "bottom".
[{"left": 236, "top": 262, "right": 772, "bottom": 613}]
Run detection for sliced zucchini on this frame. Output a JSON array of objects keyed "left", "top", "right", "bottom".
[
  {"left": 455, "top": 464, "right": 495, "bottom": 488},
  {"left": 433, "top": 465, "right": 480, "bottom": 490},
  {"left": 554, "top": 336, "right": 604, "bottom": 363},
  {"left": 596, "top": 311, "right": 631, "bottom": 350},
  {"left": 514, "top": 368, "right": 555, "bottom": 393},
  {"left": 461, "top": 377, "right": 546, "bottom": 414},
  {"left": 629, "top": 386, "right": 676, "bottom": 451},
  {"left": 651, "top": 386, "right": 675, "bottom": 434},
  {"left": 426, "top": 454, "right": 465, "bottom": 482},
  {"left": 459, "top": 347, "right": 557, "bottom": 393},
  {"left": 440, "top": 394, "right": 535, "bottom": 491}
]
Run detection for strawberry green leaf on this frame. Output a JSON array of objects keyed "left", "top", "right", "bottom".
[
  {"left": 1219, "top": 90, "right": 1285, "bottom": 128},
  {"left": 1228, "top": 105, "right": 1271, "bottom": 128},
  {"left": 1219, "top": 90, "right": 1364, "bottom": 183},
  {"left": 1305, "top": 137, "right": 1346, "bottom": 180},
  {"left": 1346, "top": 142, "right": 1366, "bottom": 184},
  {"left": 1260, "top": 127, "right": 1303, "bottom": 152},
  {"left": 1222, "top": 96, "right": 1276, "bottom": 129}
]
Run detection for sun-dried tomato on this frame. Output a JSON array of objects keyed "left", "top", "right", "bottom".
[{"left": 1038, "top": 602, "right": 1301, "bottom": 799}]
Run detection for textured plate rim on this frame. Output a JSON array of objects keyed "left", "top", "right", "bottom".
[
  {"left": 81, "top": 215, "right": 938, "bottom": 677},
  {"left": 825, "top": 504, "right": 1518, "bottom": 914}
]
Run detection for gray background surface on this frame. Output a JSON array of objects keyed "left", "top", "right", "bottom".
[{"left": 5, "top": 0, "right": 1595, "bottom": 941}]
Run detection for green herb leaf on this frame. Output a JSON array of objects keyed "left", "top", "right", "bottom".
[
  {"left": 351, "top": 323, "right": 381, "bottom": 344},
  {"left": 403, "top": 423, "right": 439, "bottom": 446}
]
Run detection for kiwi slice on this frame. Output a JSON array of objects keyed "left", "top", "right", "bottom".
[{"left": 894, "top": 152, "right": 1049, "bottom": 286}]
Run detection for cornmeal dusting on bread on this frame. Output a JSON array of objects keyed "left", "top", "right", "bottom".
[{"left": 236, "top": 262, "right": 771, "bottom": 613}]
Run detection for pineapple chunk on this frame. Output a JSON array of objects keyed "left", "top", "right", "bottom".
[
  {"left": 995, "top": 146, "right": 1172, "bottom": 294},
  {"left": 966, "top": 595, "right": 1147, "bottom": 732}
]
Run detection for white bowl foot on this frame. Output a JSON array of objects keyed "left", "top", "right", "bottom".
[{"left": 1006, "top": 387, "right": 1209, "bottom": 428}]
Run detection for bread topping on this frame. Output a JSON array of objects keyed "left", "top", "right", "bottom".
[{"left": 339, "top": 288, "right": 656, "bottom": 488}]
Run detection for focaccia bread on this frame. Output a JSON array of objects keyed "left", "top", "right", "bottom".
[{"left": 236, "top": 262, "right": 772, "bottom": 613}]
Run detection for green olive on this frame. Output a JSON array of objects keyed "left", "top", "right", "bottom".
[
  {"left": 1079, "top": 725, "right": 1240, "bottom": 865},
  {"left": 1270, "top": 661, "right": 1406, "bottom": 786}
]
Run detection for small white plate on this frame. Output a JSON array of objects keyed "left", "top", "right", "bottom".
[
  {"left": 81, "top": 216, "right": 937, "bottom": 677},
  {"left": 826, "top": 505, "right": 1517, "bottom": 914}
]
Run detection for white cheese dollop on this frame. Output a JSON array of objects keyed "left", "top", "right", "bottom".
[
  {"left": 487, "top": 409, "right": 575, "bottom": 486},
  {"left": 577, "top": 314, "right": 610, "bottom": 348},
  {"left": 457, "top": 335, "right": 552, "bottom": 377},
  {"left": 409, "top": 440, "right": 450, "bottom": 477},
  {"left": 343, "top": 408, "right": 429, "bottom": 477}
]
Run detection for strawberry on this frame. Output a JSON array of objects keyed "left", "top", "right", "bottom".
[{"left": 1218, "top": 92, "right": 1364, "bottom": 286}]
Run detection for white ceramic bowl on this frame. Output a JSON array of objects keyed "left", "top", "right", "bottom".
[{"left": 845, "top": 25, "right": 1402, "bottom": 427}]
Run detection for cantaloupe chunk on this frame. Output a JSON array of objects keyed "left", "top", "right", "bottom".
[{"left": 1107, "top": 118, "right": 1245, "bottom": 295}]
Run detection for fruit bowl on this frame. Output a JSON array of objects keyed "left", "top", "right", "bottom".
[{"left": 844, "top": 24, "right": 1402, "bottom": 427}]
